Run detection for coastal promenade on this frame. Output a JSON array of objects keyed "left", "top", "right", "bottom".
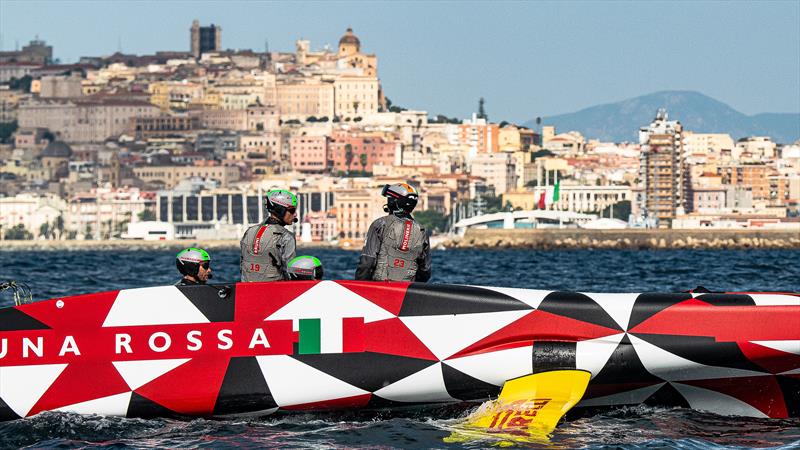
[{"left": 445, "top": 228, "right": 800, "bottom": 250}]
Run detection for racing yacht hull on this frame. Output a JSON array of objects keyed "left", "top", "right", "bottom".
[{"left": 0, "top": 281, "right": 798, "bottom": 420}]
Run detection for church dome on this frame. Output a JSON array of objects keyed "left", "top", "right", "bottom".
[
  {"left": 41, "top": 140, "right": 73, "bottom": 158},
  {"left": 338, "top": 28, "right": 361, "bottom": 48}
]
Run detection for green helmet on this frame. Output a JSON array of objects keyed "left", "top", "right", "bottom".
[
  {"left": 176, "top": 247, "right": 211, "bottom": 278},
  {"left": 287, "top": 255, "right": 323, "bottom": 280}
]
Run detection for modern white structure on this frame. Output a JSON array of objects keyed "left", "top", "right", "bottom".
[{"left": 454, "top": 210, "right": 597, "bottom": 234}]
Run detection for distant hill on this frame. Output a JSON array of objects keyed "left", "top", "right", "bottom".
[{"left": 523, "top": 91, "right": 800, "bottom": 144}]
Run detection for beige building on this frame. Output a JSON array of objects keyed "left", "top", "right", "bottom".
[
  {"left": 335, "top": 188, "right": 384, "bottom": 244},
  {"left": 333, "top": 75, "right": 379, "bottom": 118},
  {"left": 40, "top": 74, "right": 83, "bottom": 98},
  {"left": 199, "top": 105, "right": 279, "bottom": 131},
  {"left": 541, "top": 125, "right": 555, "bottom": 144},
  {"left": 239, "top": 131, "right": 282, "bottom": 160},
  {"left": 65, "top": 188, "right": 152, "bottom": 239},
  {"left": 18, "top": 98, "right": 160, "bottom": 143},
  {"left": 470, "top": 152, "right": 517, "bottom": 195},
  {"left": 735, "top": 136, "right": 776, "bottom": 160},
  {"left": 498, "top": 125, "right": 536, "bottom": 152},
  {"left": 0, "top": 88, "right": 31, "bottom": 122},
  {"left": 133, "top": 165, "right": 240, "bottom": 189},
  {"left": 276, "top": 77, "right": 335, "bottom": 119},
  {"left": 683, "top": 132, "right": 734, "bottom": 160},
  {"left": 149, "top": 81, "right": 205, "bottom": 110}
]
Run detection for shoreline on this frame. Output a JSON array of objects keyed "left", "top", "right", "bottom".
[
  {"left": 1, "top": 228, "right": 799, "bottom": 251},
  {"left": 444, "top": 229, "right": 800, "bottom": 250},
  {"left": 0, "top": 239, "right": 339, "bottom": 251}
]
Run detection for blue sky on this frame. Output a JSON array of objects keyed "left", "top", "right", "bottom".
[{"left": 1, "top": 0, "right": 798, "bottom": 122}]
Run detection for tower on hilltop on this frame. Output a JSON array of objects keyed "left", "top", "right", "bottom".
[
  {"left": 190, "top": 20, "right": 222, "bottom": 59},
  {"left": 338, "top": 27, "right": 361, "bottom": 57}
]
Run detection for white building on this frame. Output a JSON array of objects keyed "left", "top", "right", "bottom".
[{"left": 0, "top": 193, "right": 66, "bottom": 239}]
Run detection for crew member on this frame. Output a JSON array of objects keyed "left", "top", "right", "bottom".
[
  {"left": 240, "top": 189, "right": 298, "bottom": 281},
  {"left": 287, "top": 255, "right": 324, "bottom": 280},
  {"left": 355, "top": 183, "right": 431, "bottom": 282},
  {"left": 175, "top": 247, "right": 213, "bottom": 286}
]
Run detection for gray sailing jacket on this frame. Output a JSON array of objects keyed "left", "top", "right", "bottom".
[
  {"left": 355, "top": 213, "right": 431, "bottom": 282},
  {"left": 240, "top": 220, "right": 296, "bottom": 282}
]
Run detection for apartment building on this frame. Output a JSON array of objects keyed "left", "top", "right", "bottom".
[{"left": 638, "top": 109, "right": 685, "bottom": 226}]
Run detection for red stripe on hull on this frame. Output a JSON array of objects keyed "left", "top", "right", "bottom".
[
  {"left": 629, "top": 299, "right": 800, "bottom": 342},
  {"left": 452, "top": 310, "right": 621, "bottom": 359}
]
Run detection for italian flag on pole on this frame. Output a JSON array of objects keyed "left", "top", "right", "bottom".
[
  {"left": 553, "top": 181, "right": 560, "bottom": 204},
  {"left": 298, "top": 317, "right": 365, "bottom": 354}
]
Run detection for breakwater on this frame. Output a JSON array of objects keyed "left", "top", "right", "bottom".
[{"left": 445, "top": 229, "right": 800, "bottom": 250}]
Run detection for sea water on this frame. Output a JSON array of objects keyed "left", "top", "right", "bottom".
[{"left": 0, "top": 248, "right": 798, "bottom": 449}]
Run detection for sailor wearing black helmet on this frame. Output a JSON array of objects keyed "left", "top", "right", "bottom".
[
  {"left": 175, "top": 247, "right": 213, "bottom": 286},
  {"left": 355, "top": 183, "right": 432, "bottom": 282},
  {"left": 240, "top": 189, "right": 298, "bottom": 282}
]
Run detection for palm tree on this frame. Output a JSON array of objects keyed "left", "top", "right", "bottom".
[
  {"left": 359, "top": 153, "right": 367, "bottom": 174},
  {"left": 345, "top": 144, "right": 354, "bottom": 175}
]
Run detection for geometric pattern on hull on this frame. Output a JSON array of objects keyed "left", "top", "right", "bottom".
[{"left": 0, "top": 282, "right": 798, "bottom": 420}]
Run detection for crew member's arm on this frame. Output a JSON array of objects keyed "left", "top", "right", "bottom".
[
  {"left": 355, "top": 218, "right": 383, "bottom": 280},
  {"left": 278, "top": 233, "right": 297, "bottom": 280},
  {"left": 415, "top": 230, "right": 432, "bottom": 282},
  {"left": 239, "top": 229, "right": 248, "bottom": 280}
]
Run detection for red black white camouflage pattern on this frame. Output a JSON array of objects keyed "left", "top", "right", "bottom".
[{"left": 0, "top": 281, "right": 798, "bottom": 420}]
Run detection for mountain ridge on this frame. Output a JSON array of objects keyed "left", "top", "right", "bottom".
[{"left": 523, "top": 91, "right": 800, "bottom": 143}]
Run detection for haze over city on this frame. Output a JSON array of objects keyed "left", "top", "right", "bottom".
[{"left": 1, "top": 0, "right": 798, "bottom": 123}]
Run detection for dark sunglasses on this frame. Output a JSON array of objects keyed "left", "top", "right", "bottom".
[
  {"left": 286, "top": 207, "right": 297, "bottom": 214},
  {"left": 200, "top": 261, "right": 210, "bottom": 270}
]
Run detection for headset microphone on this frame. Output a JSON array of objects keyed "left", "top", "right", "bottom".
[{"left": 293, "top": 218, "right": 299, "bottom": 223}]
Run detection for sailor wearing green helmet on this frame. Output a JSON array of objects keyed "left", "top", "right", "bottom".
[
  {"left": 175, "top": 247, "right": 212, "bottom": 286},
  {"left": 240, "top": 189, "right": 298, "bottom": 282},
  {"left": 287, "top": 255, "right": 324, "bottom": 280}
]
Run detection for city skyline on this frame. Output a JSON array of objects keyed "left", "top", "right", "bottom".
[{"left": 1, "top": 1, "right": 799, "bottom": 123}]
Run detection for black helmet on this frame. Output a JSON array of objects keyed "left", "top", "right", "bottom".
[
  {"left": 382, "top": 183, "right": 418, "bottom": 214},
  {"left": 265, "top": 189, "right": 298, "bottom": 223},
  {"left": 287, "top": 256, "right": 324, "bottom": 280},
  {"left": 176, "top": 247, "right": 211, "bottom": 278}
]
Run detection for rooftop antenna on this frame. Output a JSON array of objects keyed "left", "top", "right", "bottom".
[
  {"left": 264, "top": 39, "right": 269, "bottom": 53},
  {"left": 15, "top": 39, "right": 19, "bottom": 51}
]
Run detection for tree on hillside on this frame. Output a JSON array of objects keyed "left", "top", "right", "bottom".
[
  {"left": 0, "top": 121, "right": 18, "bottom": 143},
  {"left": 359, "top": 153, "right": 367, "bottom": 173},
  {"left": 9, "top": 75, "right": 32, "bottom": 92}
]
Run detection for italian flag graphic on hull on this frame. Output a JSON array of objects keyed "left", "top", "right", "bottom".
[{"left": 298, "top": 317, "right": 365, "bottom": 354}]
